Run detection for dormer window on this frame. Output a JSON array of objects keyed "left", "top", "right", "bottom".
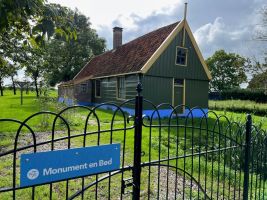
[{"left": 176, "top": 46, "right": 188, "bottom": 66}]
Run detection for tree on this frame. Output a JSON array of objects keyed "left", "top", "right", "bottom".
[
  {"left": 206, "top": 50, "right": 247, "bottom": 92},
  {"left": 44, "top": 9, "right": 105, "bottom": 85},
  {"left": 247, "top": 58, "right": 267, "bottom": 89},
  {"left": 8, "top": 64, "right": 18, "bottom": 95},
  {"left": 248, "top": 71, "right": 267, "bottom": 89},
  {"left": 249, "top": 5, "right": 267, "bottom": 89},
  {"left": 0, "top": 1, "right": 76, "bottom": 48},
  {"left": 0, "top": 1, "right": 77, "bottom": 88},
  {"left": 254, "top": 5, "right": 267, "bottom": 42},
  {"left": 23, "top": 49, "right": 47, "bottom": 97},
  {"left": 0, "top": 57, "right": 9, "bottom": 96}
]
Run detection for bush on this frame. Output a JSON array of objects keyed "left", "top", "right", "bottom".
[{"left": 209, "top": 88, "right": 267, "bottom": 103}]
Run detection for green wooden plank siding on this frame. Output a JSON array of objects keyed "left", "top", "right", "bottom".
[
  {"left": 93, "top": 75, "right": 139, "bottom": 107},
  {"left": 146, "top": 30, "right": 209, "bottom": 81},
  {"left": 142, "top": 76, "right": 208, "bottom": 109},
  {"left": 141, "top": 28, "right": 209, "bottom": 109},
  {"left": 142, "top": 75, "right": 173, "bottom": 108},
  {"left": 185, "top": 79, "right": 208, "bottom": 108}
]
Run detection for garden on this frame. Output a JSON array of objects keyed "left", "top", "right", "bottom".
[{"left": 0, "top": 90, "right": 266, "bottom": 199}]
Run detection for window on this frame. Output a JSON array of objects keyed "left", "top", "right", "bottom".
[
  {"left": 81, "top": 84, "right": 86, "bottom": 94},
  {"left": 176, "top": 47, "right": 187, "bottom": 66},
  {"left": 117, "top": 77, "right": 126, "bottom": 99},
  {"left": 95, "top": 80, "right": 101, "bottom": 97},
  {"left": 174, "top": 79, "right": 184, "bottom": 86}
]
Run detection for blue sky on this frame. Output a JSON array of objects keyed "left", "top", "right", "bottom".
[
  {"left": 49, "top": 0, "right": 266, "bottom": 59},
  {"left": 5, "top": 0, "right": 267, "bottom": 84}
]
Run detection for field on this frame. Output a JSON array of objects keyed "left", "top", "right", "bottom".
[
  {"left": 0, "top": 90, "right": 266, "bottom": 199},
  {"left": 209, "top": 100, "right": 267, "bottom": 117},
  {"left": 1, "top": 90, "right": 267, "bottom": 131}
]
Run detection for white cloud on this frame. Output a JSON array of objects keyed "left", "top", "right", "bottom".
[
  {"left": 193, "top": 16, "right": 266, "bottom": 59},
  {"left": 4, "top": 0, "right": 267, "bottom": 85},
  {"left": 97, "top": 1, "right": 266, "bottom": 60}
]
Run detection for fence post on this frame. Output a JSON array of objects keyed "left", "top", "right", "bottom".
[
  {"left": 243, "top": 114, "right": 252, "bottom": 200},
  {"left": 132, "top": 83, "right": 143, "bottom": 200}
]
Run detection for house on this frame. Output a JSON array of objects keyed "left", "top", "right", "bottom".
[{"left": 58, "top": 8, "right": 211, "bottom": 117}]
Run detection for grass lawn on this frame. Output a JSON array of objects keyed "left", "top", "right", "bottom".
[
  {"left": 0, "top": 91, "right": 266, "bottom": 199},
  {"left": 209, "top": 100, "right": 267, "bottom": 117},
  {"left": 0, "top": 89, "right": 57, "bottom": 120}
]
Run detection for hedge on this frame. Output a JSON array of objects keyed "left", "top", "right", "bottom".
[{"left": 209, "top": 89, "right": 267, "bottom": 103}]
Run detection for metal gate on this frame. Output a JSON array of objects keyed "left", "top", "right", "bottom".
[{"left": 0, "top": 83, "right": 266, "bottom": 199}]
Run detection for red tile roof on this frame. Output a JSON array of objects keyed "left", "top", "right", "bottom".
[{"left": 74, "top": 22, "right": 179, "bottom": 81}]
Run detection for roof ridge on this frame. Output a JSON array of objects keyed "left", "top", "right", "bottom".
[
  {"left": 116, "top": 21, "right": 179, "bottom": 49},
  {"left": 91, "top": 21, "right": 179, "bottom": 58}
]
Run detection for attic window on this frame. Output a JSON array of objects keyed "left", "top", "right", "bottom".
[
  {"left": 117, "top": 77, "right": 126, "bottom": 99},
  {"left": 176, "top": 46, "right": 187, "bottom": 66},
  {"left": 95, "top": 80, "right": 101, "bottom": 97}
]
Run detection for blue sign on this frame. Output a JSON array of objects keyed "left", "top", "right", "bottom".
[{"left": 20, "top": 144, "right": 120, "bottom": 187}]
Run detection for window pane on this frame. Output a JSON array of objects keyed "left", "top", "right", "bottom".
[
  {"left": 174, "top": 79, "right": 184, "bottom": 86},
  {"left": 117, "top": 77, "right": 126, "bottom": 99},
  {"left": 176, "top": 47, "right": 187, "bottom": 65},
  {"left": 95, "top": 80, "right": 101, "bottom": 97}
]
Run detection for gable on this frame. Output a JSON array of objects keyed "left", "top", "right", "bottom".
[{"left": 142, "top": 21, "right": 211, "bottom": 81}]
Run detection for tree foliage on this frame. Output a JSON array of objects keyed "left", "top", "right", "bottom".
[
  {"left": 0, "top": 1, "right": 105, "bottom": 92},
  {"left": 0, "top": 1, "right": 76, "bottom": 48},
  {"left": 248, "top": 70, "right": 267, "bottom": 89},
  {"left": 44, "top": 9, "right": 105, "bottom": 85},
  {"left": 0, "top": 1, "right": 77, "bottom": 91},
  {"left": 248, "top": 5, "right": 267, "bottom": 89},
  {"left": 21, "top": 48, "right": 48, "bottom": 97},
  {"left": 254, "top": 5, "right": 267, "bottom": 42},
  {"left": 206, "top": 50, "right": 248, "bottom": 92},
  {"left": 0, "top": 57, "right": 10, "bottom": 96},
  {"left": 247, "top": 57, "right": 267, "bottom": 89}
]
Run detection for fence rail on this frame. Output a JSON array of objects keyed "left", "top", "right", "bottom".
[{"left": 0, "top": 84, "right": 266, "bottom": 199}]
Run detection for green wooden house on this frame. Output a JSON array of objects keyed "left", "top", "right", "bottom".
[{"left": 58, "top": 18, "right": 211, "bottom": 117}]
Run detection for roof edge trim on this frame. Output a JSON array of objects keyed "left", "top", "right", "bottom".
[
  {"left": 140, "top": 20, "right": 184, "bottom": 74},
  {"left": 184, "top": 21, "right": 212, "bottom": 80},
  {"left": 90, "top": 71, "right": 141, "bottom": 80}
]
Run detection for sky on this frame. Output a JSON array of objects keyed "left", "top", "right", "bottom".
[
  {"left": 5, "top": 0, "right": 266, "bottom": 84},
  {"left": 48, "top": 0, "right": 266, "bottom": 59}
]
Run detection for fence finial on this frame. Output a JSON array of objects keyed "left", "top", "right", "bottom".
[{"left": 136, "top": 82, "right": 142, "bottom": 96}]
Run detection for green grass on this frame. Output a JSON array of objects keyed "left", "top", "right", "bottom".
[
  {"left": 209, "top": 100, "right": 267, "bottom": 116},
  {"left": 0, "top": 89, "right": 57, "bottom": 120},
  {"left": 0, "top": 92, "right": 266, "bottom": 199}
]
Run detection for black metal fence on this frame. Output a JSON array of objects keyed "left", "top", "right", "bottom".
[{"left": 0, "top": 84, "right": 266, "bottom": 199}]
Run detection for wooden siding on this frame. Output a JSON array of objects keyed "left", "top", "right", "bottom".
[
  {"left": 73, "top": 81, "right": 92, "bottom": 103},
  {"left": 93, "top": 74, "right": 139, "bottom": 107},
  {"left": 142, "top": 75, "right": 173, "bottom": 108},
  {"left": 142, "top": 75, "right": 208, "bottom": 109},
  {"left": 185, "top": 79, "right": 209, "bottom": 108},
  {"left": 146, "top": 30, "right": 209, "bottom": 81}
]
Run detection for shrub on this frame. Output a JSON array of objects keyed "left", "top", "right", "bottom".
[{"left": 209, "top": 88, "right": 267, "bottom": 103}]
